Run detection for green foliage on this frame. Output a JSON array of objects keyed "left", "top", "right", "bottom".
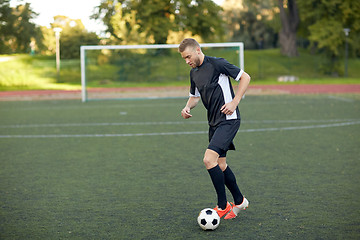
[
  {"left": 225, "top": 10, "right": 276, "bottom": 49},
  {"left": 38, "top": 26, "right": 56, "bottom": 55},
  {"left": 176, "top": 0, "right": 224, "bottom": 42},
  {"left": 91, "top": 0, "right": 118, "bottom": 40},
  {"left": 51, "top": 16, "right": 99, "bottom": 59},
  {"left": 224, "top": 0, "right": 280, "bottom": 48},
  {"left": 110, "top": 5, "right": 146, "bottom": 44},
  {"left": 308, "top": 19, "right": 344, "bottom": 56},
  {"left": 92, "top": 0, "right": 224, "bottom": 44},
  {"left": 223, "top": 0, "right": 360, "bottom": 73},
  {"left": 12, "top": 3, "right": 39, "bottom": 52},
  {"left": 0, "top": 1, "right": 40, "bottom": 54},
  {"left": 0, "top": 0, "right": 15, "bottom": 53},
  {"left": 298, "top": 0, "right": 360, "bottom": 74},
  {"left": 129, "top": 0, "right": 176, "bottom": 44},
  {"left": 60, "top": 30, "right": 99, "bottom": 59}
]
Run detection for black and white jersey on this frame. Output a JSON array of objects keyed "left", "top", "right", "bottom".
[{"left": 189, "top": 56, "right": 243, "bottom": 127}]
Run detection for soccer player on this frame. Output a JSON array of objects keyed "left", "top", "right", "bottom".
[{"left": 178, "top": 38, "right": 251, "bottom": 219}]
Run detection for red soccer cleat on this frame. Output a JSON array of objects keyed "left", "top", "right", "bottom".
[
  {"left": 213, "top": 202, "right": 232, "bottom": 218},
  {"left": 224, "top": 197, "right": 249, "bottom": 219}
]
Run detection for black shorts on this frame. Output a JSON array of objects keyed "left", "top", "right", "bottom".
[{"left": 208, "top": 119, "right": 240, "bottom": 158}]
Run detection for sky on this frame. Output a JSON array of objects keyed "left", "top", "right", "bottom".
[{"left": 10, "top": 0, "right": 224, "bottom": 35}]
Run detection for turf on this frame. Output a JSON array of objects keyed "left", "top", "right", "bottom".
[{"left": 0, "top": 94, "right": 359, "bottom": 239}]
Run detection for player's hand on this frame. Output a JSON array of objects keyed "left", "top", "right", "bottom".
[
  {"left": 220, "top": 101, "right": 237, "bottom": 115},
  {"left": 181, "top": 106, "right": 192, "bottom": 119}
]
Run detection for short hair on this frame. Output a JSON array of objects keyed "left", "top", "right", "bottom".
[{"left": 178, "top": 38, "right": 200, "bottom": 53}]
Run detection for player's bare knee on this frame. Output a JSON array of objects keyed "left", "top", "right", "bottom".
[
  {"left": 218, "top": 157, "right": 227, "bottom": 171},
  {"left": 218, "top": 162, "right": 227, "bottom": 171},
  {"left": 203, "top": 155, "right": 217, "bottom": 169},
  {"left": 203, "top": 150, "right": 219, "bottom": 169}
]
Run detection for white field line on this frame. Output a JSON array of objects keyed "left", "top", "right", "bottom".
[
  {"left": 2, "top": 96, "right": 355, "bottom": 112},
  {"left": 327, "top": 95, "right": 355, "bottom": 102},
  {"left": 0, "top": 121, "right": 206, "bottom": 128},
  {"left": 10, "top": 103, "right": 184, "bottom": 111},
  {"left": 0, "top": 121, "right": 359, "bottom": 139},
  {"left": 0, "top": 119, "right": 358, "bottom": 129}
]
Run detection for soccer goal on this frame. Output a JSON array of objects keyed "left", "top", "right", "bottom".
[{"left": 80, "top": 42, "right": 244, "bottom": 102}]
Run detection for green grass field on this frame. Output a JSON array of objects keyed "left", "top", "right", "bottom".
[{"left": 1, "top": 94, "right": 360, "bottom": 239}]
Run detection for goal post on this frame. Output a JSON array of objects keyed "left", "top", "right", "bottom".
[{"left": 80, "top": 42, "right": 244, "bottom": 102}]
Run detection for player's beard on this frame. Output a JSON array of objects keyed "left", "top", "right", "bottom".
[{"left": 192, "top": 56, "right": 201, "bottom": 68}]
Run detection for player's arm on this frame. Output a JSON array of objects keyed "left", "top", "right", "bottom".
[
  {"left": 181, "top": 96, "right": 200, "bottom": 119},
  {"left": 221, "top": 71, "right": 251, "bottom": 115},
  {"left": 233, "top": 71, "right": 251, "bottom": 104}
]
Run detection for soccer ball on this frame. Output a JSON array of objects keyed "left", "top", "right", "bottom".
[{"left": 197, "top": 208, "right": 220, "bottom": 230}]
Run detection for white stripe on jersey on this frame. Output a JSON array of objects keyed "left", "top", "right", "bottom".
[
  {"left": 235, "top": 69, "right": 244, "bottom": 81},
  {"left": 218, "top": 74, "right": 237, "bottom": 120},
  {"left": 189, "top": 87, "right": 200, "bottom": 97}
]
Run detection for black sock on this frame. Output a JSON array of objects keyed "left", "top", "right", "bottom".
[
  {"left": 223, "top": 166, "right": 243, "bottom": 205},
  {"left": 207, "top": 165, "right": 227, "bottom": 209}
]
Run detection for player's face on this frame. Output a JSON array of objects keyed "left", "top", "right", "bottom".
[{"left": 181, "top": 46, "right": 201, "bottom": 68}]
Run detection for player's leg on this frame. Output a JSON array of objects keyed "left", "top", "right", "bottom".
[
  {"left": 219, "top": 156, "right": 249, "bottom": 219},
  {"left": 211, "top": 120, "right": 244, "bottom": 205},
  {"left": 218, "top": 157, "right": 244, "bottom": 205},
  {"left": 218, "top": 157, "right": 227, "bottom": 171},
  {"left": 219, "top": 157, "right": 249, "bottom": 219},
  {"left": 204, "top": 149, "right": 228, "bottom": 210},
  {"left": 203, "top": 148, "right": 220, "bottom": 170},
  {"left": 207, "top": 122, "right": 244, "bottom": 217},
  {"left": 204, "top": 149, "right": 232, "bottom": 218}
]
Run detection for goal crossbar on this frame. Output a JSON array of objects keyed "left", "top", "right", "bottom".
[{"left": 80, "top": 42, "right": 244, "bottom": 102}]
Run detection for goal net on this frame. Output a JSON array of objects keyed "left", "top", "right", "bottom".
[{"left": 80, "top": 42, "right": 244, "bottom": 102}]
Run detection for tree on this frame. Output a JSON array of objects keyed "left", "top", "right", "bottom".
[
  {"left": 222, "top": 0, "right": 277, "bottom": 49},
  {"left": 227, "top": 0, "right": 303, "bottom": 56},
  {"left": 13, "top": 3, "right": 40, "bottom": 52},
  {"left": 298, "top": 0, "right": 360, "bottom": 75},
  {"left": 176, "top": 0, "right": 224, "bottom": 42},
  {"left": 38, "top": 26, "right": 56, "bottom": 55},
  {"left": 278, "top": 0, "right": 299, "bottom": 57},
  {"left": 0, "top": 0, "right": 15, "bottom": 53},
  {"left": 110, "top": 4, "right": 147, "bottom": 44},
  {"left": 0, "top": 1, "right": 40, "bottom": 53},
  {"left": 51, "top": 16, "right": 99, "bottom": 59},
  {"left": 92, "top": 0, "right": 224, "bottom": 44},
  {"left": 91, "top": 0, "right": 118, "bottom": 40},
  {"left": 130, "top": 0, "right": 176, "bottom": 43}
]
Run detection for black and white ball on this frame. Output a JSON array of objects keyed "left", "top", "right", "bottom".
[{"left": 197, "top": 208, "right": 220, "bottom": 230}]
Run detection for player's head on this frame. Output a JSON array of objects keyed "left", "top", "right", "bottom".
[{"left": 179, "top": 38, "right": 204, "bottom": 68}]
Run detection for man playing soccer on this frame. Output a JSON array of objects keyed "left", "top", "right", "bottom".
[{"left": 179, "top": 38, "right": 251, "bottom": 219}]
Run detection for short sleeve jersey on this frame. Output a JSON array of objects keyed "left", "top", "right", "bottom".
[{"left": 189, "top": 56, "right": 243, "bottom": 127}]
